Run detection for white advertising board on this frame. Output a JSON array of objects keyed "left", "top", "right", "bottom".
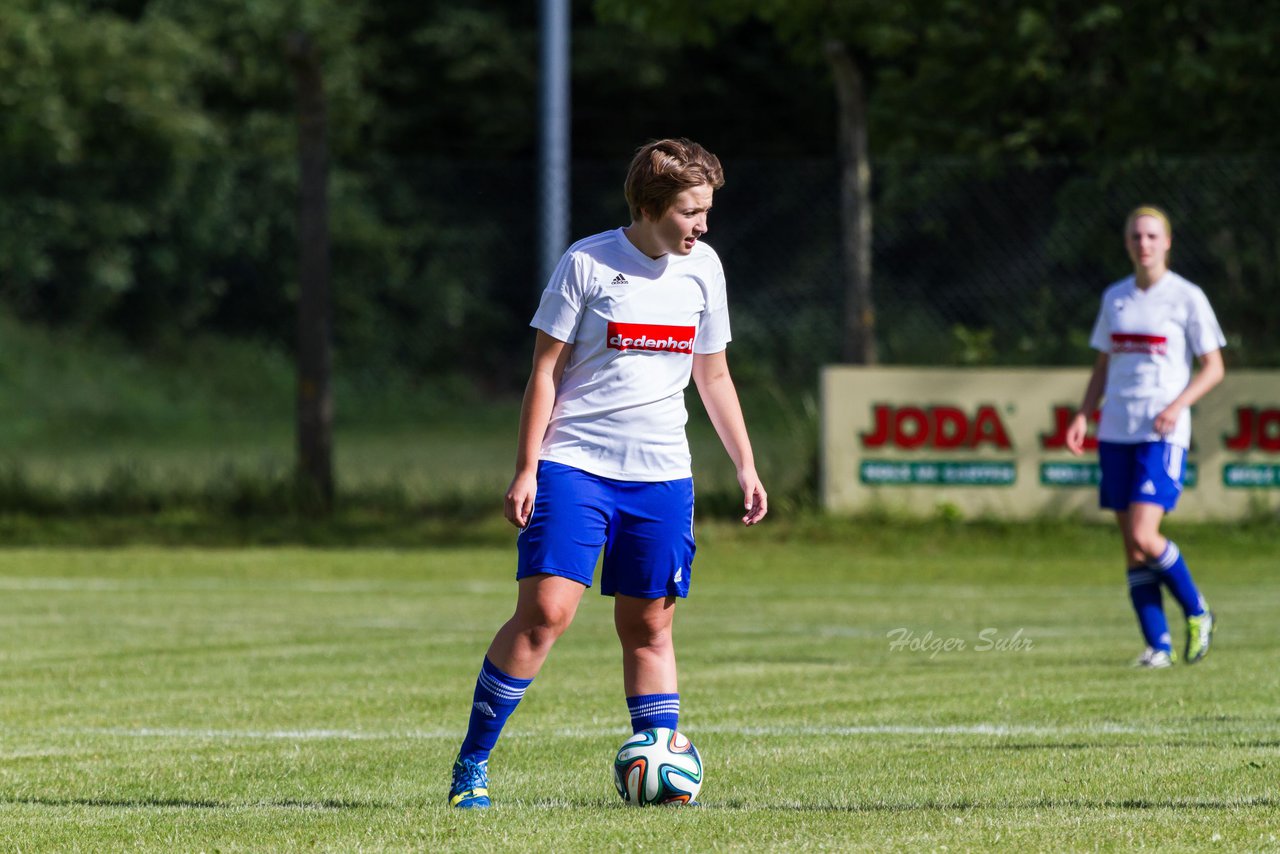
[{"left": 821, "top": 367, "right": 1280, "bottom": 520}]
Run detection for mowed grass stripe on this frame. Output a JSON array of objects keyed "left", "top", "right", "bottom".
[{"left": 4, "top": 720, "right": 1237, "bottom": 741}]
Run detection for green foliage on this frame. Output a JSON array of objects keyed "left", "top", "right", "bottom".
[
  {"left": 152, "top": 0, "right": 372, "bottom": 155},
  {"left": 0, "top": 303, "right": 819, "bottom": 521},
  {"left": 877, "top": 0, "right": 1280, "bottom": 162},
  {"left": 0, "top": 0, "right": 1277, "bottom": 389},
  {"left": 0, "top": 0, "right": 216, "bottom": 162},
  {"left": 0, "top": 0, "right": 217, "bottom": 325},
  {"left": 594, "top": 0, "right": 918, "bottom": 87},
  {"left": 950, "top": 324, "right": 997, "bottom": 365}
]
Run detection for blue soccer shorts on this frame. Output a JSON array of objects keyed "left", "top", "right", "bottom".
[
  {"left": 516, "top": 460, "right": 696, "bottom": 599},
  {"left": 1097, "top": 440, "right": 1186, "bottom": 511}
]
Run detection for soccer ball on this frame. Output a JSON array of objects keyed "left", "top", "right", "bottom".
[{"left": 613, "top": 727, "right": 702, "bottom": 806}]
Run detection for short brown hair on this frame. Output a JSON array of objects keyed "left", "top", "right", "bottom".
[{"left": 624, "top": 138, "right": 725, "bottom": 221}]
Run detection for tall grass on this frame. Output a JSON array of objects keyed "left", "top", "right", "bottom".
[{"left": 0, "top": 313, "right": 818, "bottom": 530}]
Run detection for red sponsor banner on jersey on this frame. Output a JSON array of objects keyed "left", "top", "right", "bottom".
[
  {"left": 607, "top": 322, "right": 696, "bottom": 354},
  {"left": 1111, "top": 333, "right": 1167, "bottom": 355}
]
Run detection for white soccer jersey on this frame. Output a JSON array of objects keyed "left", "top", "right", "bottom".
[
  {"left": 1089, "top": 271, "right": 1225, "bottom": 448},
  {"left": 530, "top": 228, "right": 732, "bottom": 481}
]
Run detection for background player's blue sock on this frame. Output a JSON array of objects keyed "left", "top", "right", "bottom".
[
  {"left": 458, "top": 657, "right": 532, "bottom": 764},
  {"left": 1128, "top": 567, "right": 1172, "bottom": 653},
  {"left": 627, "top": 693, "right": 680, "bottom": 733},
  {"left": 1149, "top": 541, "right": 1207, "bottom": 617}
]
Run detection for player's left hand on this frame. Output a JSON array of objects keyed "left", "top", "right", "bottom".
[
  {"left": 738, "top": 469, "right": 768, "bottom": 526},
  {"left": 1153, "top": 404, "right": 1182, "bottom": 436}
]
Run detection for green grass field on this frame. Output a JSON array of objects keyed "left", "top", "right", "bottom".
[{"left": 1, "top": 521, "right": 1276, "bottom": 851}]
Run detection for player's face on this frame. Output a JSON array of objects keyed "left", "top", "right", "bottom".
[
  {"left": 1126, "top": 215, "right": 1171, "bottom": 272},
  {"left": 647, "top": 185, "right": 714, "bottom": 257}
]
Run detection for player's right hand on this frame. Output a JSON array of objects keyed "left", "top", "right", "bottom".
[{"left": 1064, "top": 411, "right": 1089, "bottom": 456}]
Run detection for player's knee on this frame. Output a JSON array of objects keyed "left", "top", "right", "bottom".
[
  {"left": 617, "top": 620, "right": 671, "bottom": 652},
  {"left": 516, "top": 603, "right": 575, "bottom": 645},
  {"left": 520, "top": 620, "right": 569, "bottom": 654},
  {"left": 1131, "top": 534, "right": 1164, "bottom": 562}
]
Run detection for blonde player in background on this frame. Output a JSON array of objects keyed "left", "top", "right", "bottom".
[
  {"left": 448, "top": 138, "right": 767, "bottom": 808},
  {"left": 1065, "top": 205, "right": 1225, "bottom": 669}
]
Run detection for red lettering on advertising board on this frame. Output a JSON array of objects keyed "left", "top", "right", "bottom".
[
  {"left": 1224, "top": 407, "right": 1280, "bottom": 452},
  {"left": 861, "top": 405, "right": 1013, "bottom": 450}
]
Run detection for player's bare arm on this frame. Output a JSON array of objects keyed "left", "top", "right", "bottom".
[
  {"left": 691, "top": 350, "right": 767, "bottom": 525},
  {"left": 1153, "top": 348, "right": 1224, "bottom": 436},
  {"left": 1066, "top": 352, "right": 1109, "bottom": 456},
  {"left": 505, "top": 331, "right": 571, "bottom": 528}
]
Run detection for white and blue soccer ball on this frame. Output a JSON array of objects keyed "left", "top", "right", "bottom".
[{"left": 613, "top": 727, "right": 702, "bottom": 806}]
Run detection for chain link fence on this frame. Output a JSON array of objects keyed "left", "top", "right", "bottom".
[
  {"left": 1, "top": 154, "right": 1275, "bottom": 507},
  {"left": 2, "top": 155, "right": 1276, "bottom": 392},
  {"left": 706, "top": 157, "right": 1280, "bottom": 384}
]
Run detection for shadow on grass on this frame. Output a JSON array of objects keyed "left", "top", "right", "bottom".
[
  {"left": 3, "top": 796, "right": 389, "bottom": 811},
  {"left": 984, "top": 739, "right": 1279, "bottom": 750},
  {"left": 679, "top": 796, "right": 1280, "bottom": 812},
  {"left": 10, "top": 793, "right": 1278, "bottom": 813},
  {"left": 0, "top": 509, "right": 516, "bottom": 548}
]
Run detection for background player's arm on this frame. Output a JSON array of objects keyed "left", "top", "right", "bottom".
[
  {"left": 1065, "top": 352, "right": 1109, "bottom": 455},
  {"left": 1153, "top": 347, "right": 1225, "bottom": 436},
  {"left": 505, "top": 331, "right": 572, "bottom": 528},
  {"left": 691, "top": 350, "right": 767, "bottom": 526}
]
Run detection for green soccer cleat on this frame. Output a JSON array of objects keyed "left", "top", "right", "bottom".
[
  {"left": 1134, "top": 647, "right": 1175, "bottom": 669},
  {"left": 1185, "top": 610, "right": 1216, "bottom": 664},
  {"left": 449, "top": 757, "right": 491, "bottom": 809}
]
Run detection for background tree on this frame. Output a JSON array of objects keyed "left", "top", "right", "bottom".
[
  {"left": 867, "top": 0, "right": 1280, "bottom": 366},
  {"left": 595, "top": 0, "right": 916, "bottom": 365},
  {"left": 286, "top": 30, "right": 334, "bottom": 510},
  {"left": 1, "top": 0, "right": 1276, "bottom": 389},
  {"left": 0, "top": 0, "right": 216, "bottom": 334}
]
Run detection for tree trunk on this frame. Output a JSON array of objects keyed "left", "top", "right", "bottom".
[
  {"left": 286, "top": 32, "right": 334, "bottom": 511},
  {"left": 825, "top": 39, "right": 877, "bottom": 365}
]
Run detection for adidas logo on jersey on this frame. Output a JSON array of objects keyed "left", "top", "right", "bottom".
[{"left": 611, "top": 273, "right": 629, "bottom": 285}]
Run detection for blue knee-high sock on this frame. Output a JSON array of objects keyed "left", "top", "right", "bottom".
[
  {"left": 1149, "top": 541, "right": 1207, "bottom": 617},
  {"left": 458, "top": 658, "right": 533, "bottom": 764},
  {"left": 626, "top": 693, "right": 680, "bottom": 733},
  {"left": 1128, "top": 567, "right": 1172, "bottom": 653}
]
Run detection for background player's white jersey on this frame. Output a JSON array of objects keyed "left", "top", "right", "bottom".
[
  {"left": 1089, "top": 271, "right": 1225, "bottom": 448},
  {"left": 530, "top": 228, "right": 731, "bottom": 481}
]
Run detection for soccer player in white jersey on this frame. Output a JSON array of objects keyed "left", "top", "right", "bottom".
[
  {"left": 448, "top": 139, "right": 767, "bottom": 808},
  {"left": 1065, "top": 206, "right": 1225, "bottom": 669}
]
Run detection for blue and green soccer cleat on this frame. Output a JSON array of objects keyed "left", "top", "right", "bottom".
[
  {"left": 449, "top": 757, "right": 491, "bottom": 809},
  {"left": 1185, "top": 610, "right": 1216, "bottom": 664}
]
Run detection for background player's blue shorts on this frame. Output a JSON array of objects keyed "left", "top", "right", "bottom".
[
  {"left": 517, "top": 460, "right": 696, "bottom": 599},
  {"left": 1098, "top": 441, "right": 1186, "bottom": 511}
]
